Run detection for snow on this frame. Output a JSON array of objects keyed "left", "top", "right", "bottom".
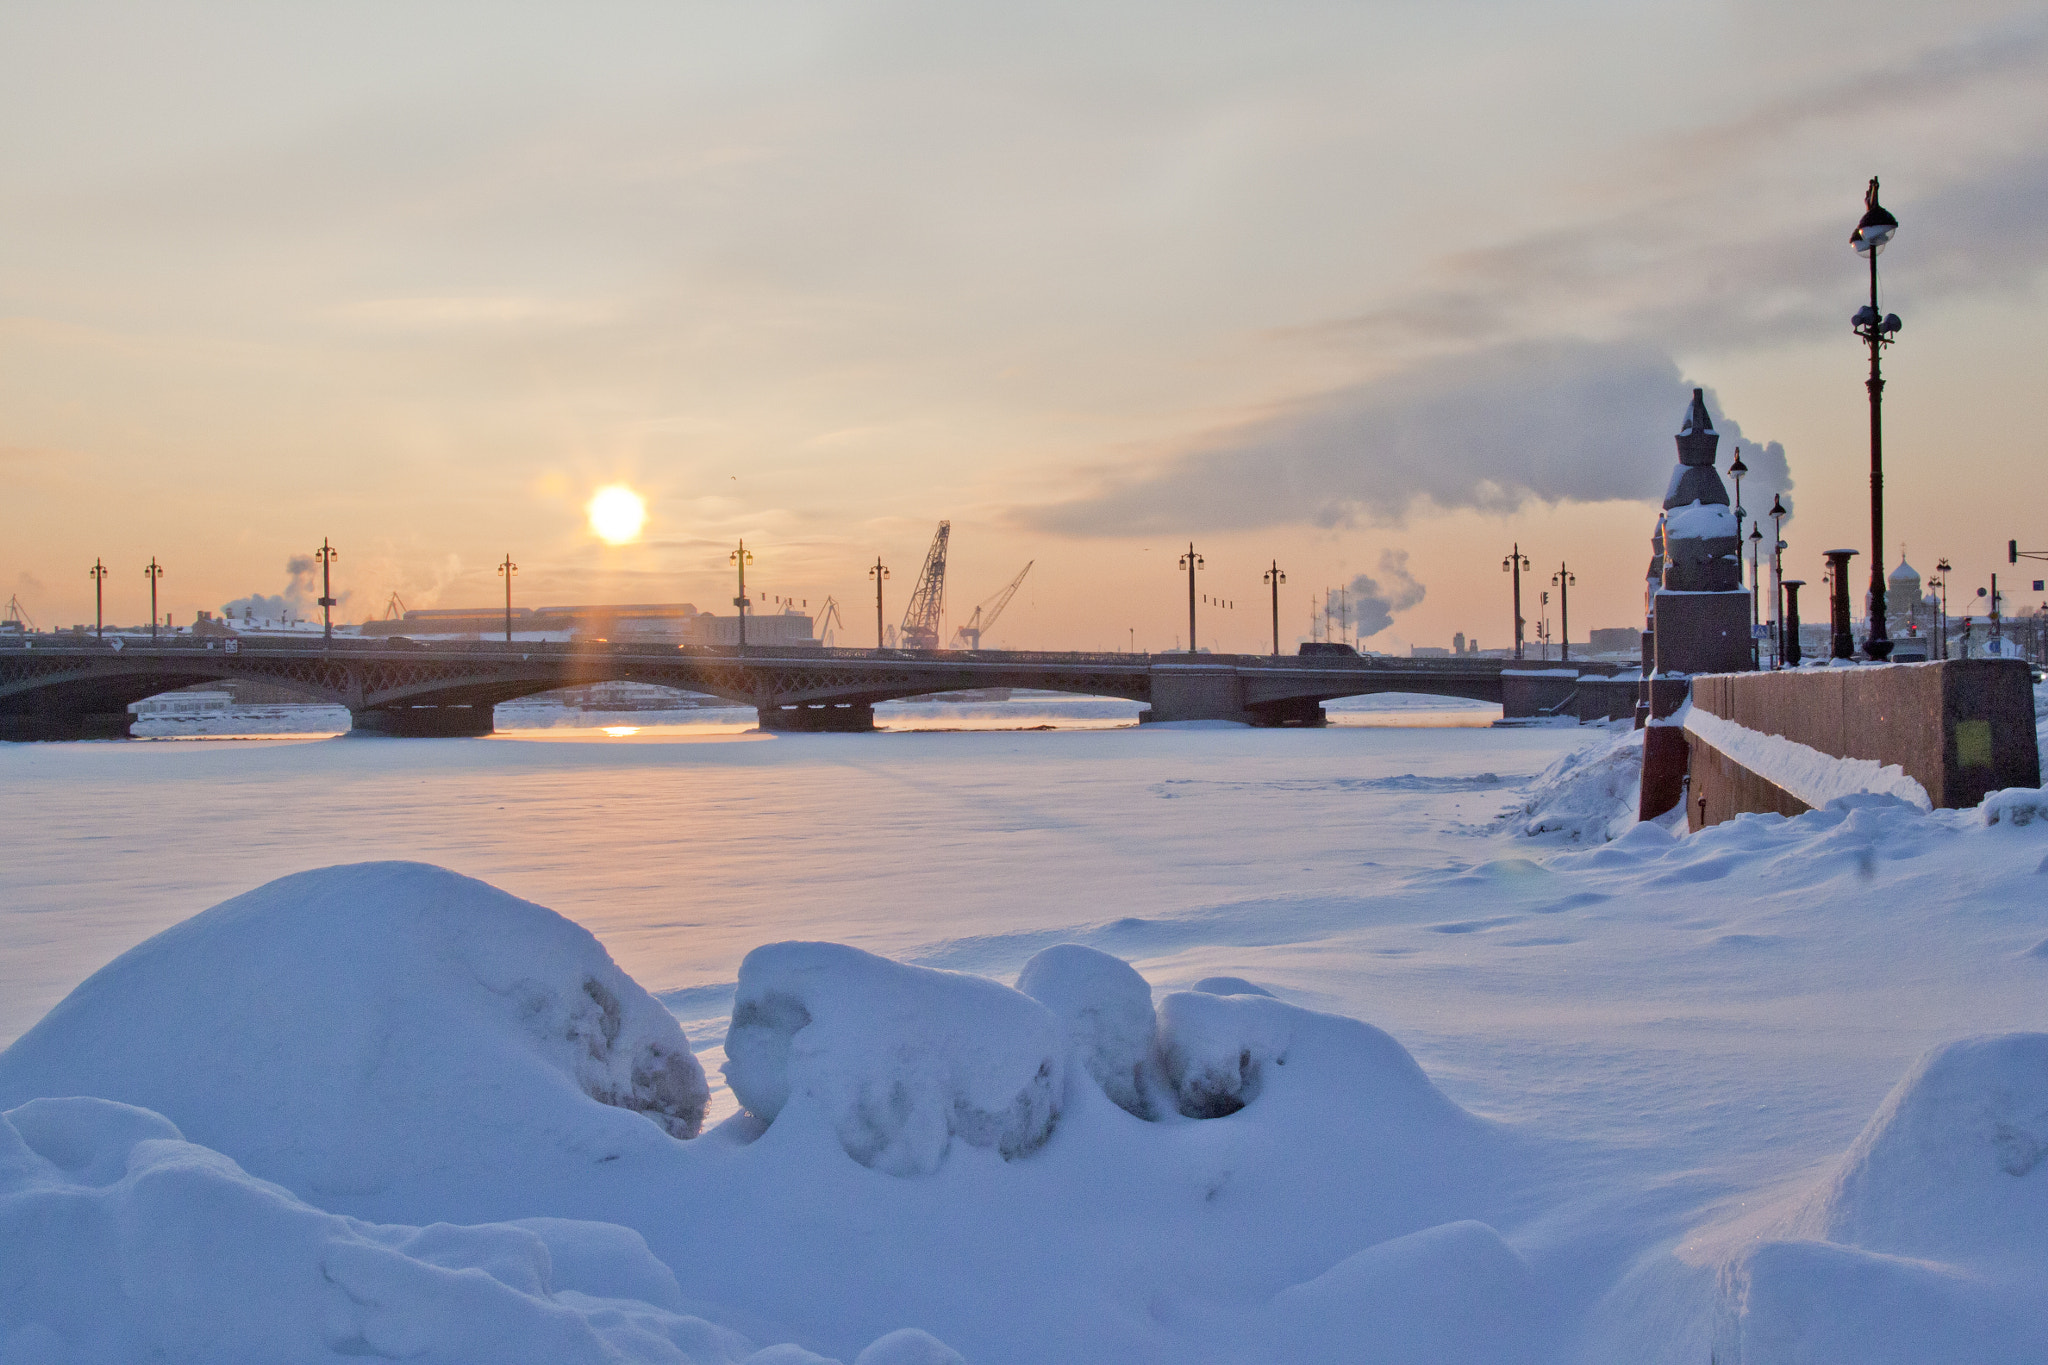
[
  {"left": 1682, "top": 701, "right": 1933, "bottom": 810},
  {"left": 1663, "top": 499, "right": 1737, "bottom": 541},
  {"left": 4, "top": 715, "right": 2048, "bottom": 1361},
  {"left": 723, "top": 942, "right": 1063, "bottom": 1175}
]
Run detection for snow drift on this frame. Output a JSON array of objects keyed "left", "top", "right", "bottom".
[
  {"left": 0, "top": 1096, "right": 756, "bottom": 1364},
  {"left": 0, "top": 862, "right": 709, "bottom": 1199},
  {"left": 1502, "top": 725, "right": 1643, "bottom": 843},
  {"left": 1714, "top": 1034, "right": 2048, "bottom": 1363},
  {"left": 723, "top": 942, "right": 1065, "bottom": 1175}
]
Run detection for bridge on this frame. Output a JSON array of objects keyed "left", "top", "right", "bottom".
[{"left": 0, "top": 638, "right": 1609, "bottom": 739}]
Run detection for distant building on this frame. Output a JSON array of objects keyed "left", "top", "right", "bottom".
[
  {"left": 1586, "top": 627, "right": 1640, "bottom": 655},
  {"left": 1411, "top": 646, "right": 1451, "bottom": 658}
]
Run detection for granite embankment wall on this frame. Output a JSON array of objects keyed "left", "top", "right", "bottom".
[{"left": 1675, "top": 660, "right": 2039, "bottom": 830}]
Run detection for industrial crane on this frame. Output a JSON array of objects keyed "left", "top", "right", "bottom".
[
  {"left": 950, "top": 561, "right": 1033, "bottom": 650},
  {"left": 816, "top": 596, "right": 845, "bottom": 648},
  {"left": 899, "top": 521, "right": 950, "bottom": 650}
]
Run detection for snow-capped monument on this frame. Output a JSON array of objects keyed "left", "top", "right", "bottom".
[{"left": 1649, "top": 390, "right": 1753, "bottom": 675}]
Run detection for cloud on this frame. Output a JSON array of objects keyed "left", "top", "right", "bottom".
[
  {"left": 1346, "top": 550, "right": 1425, "bottom": 639},
  {"left": 221, "top": 554, "right": 347, "bottom": 622},
  {"left": 1026, "top": 340, "right": 1790, "bottom": 534}
]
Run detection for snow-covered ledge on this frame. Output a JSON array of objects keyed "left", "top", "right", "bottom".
[{"left": 1679, "top": 702, "right": 1931, "bottom": 812}]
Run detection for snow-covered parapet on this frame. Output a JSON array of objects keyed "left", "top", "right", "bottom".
[
  {"left": 0, "top": 862, "right": 708, "bottom": 1199},
  {"left": 723, "top": 942, "right": 1064, "bottom": 1176},
  {"left": 1681, "top": 704, "right": 1931, "bottom": 811}
]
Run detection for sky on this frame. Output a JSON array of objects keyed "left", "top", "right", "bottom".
[{"left": 3, "top": 0, "right": 2045, "bottom": 653}]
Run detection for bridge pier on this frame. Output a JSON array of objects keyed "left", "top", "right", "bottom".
[
  {"left": 350, "top": 704, "right": 496, "bottom": 738},
  {"left": 757, "top": 700, "right": 876, "bottom": 732},
  {"left": 1246, "top": 696, "right": 1327, "bottom": 728},
  {"left": 0, "top": 711, "right": 134, "bottom": 742},
  {"left": 1140, "top": 665, "right": 1254, "bottom": 725}
]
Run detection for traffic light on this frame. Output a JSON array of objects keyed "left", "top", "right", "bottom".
[{"left": 2012, "top": 539, "right": 2020, "bottom": 564}]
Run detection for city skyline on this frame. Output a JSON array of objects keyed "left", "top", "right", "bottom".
[{"left": 5, "top": 1, "right": 2045, "bottom": 653}]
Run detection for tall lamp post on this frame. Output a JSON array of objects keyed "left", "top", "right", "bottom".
[
  {"left": 731, "top": 541, "right": 754, "bottom": 648},
  {"left": 1502, "top": 544, "right": 1529, "bottom": 660},
  {"left": 144, "top": 558, "right": 164, "bottom": 640},
  {"left": 1748, "top": 523, "right": 1763, "bottom": 667},
  {"left": 1728, "top": 446, "right": 1748, "bottom": 571},
  {"left": 869, "top": 557, "right": 889, "bottom": 649},
  {"left": 1769, "top": 496, "right": 1788, "bottom": 667},
  {"left": 1850, "top": 177, "right": 1903, "bottom": 659},
  {"left": 1933, "top": 557, "right": 1951, "bottom": 659},
  {"left": 315, "top": 538, "right": 339, "bottom": 643},
  {"left": 1552, "top": 563, "right": 1574, "bottom": 663},
  {"left": 1264, "top": 560, "right": 1286, "bottom": 657},
  {"left": 88, "top": 559, "right": 107, "bottom": 639},
  {"left": 1179, "top": 543, "right": 1204, "bottom": 653},
  {"left": 497, "top": 554, "right": 517, "bottom": 643}
]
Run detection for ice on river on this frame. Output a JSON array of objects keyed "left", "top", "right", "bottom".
[{"left": 2, "top": 712, "right": 2046, "bottom": 1362}]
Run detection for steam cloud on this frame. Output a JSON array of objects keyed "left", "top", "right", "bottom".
[
  {"left": 1027, "top": 340, "right": 1793, "bottom": 535},
  {"left": 1344, "top": 551, "right": 1426, "bottom": 639},
  {"left": 222, "top": 555, "right": 345, "bottom": 622}
]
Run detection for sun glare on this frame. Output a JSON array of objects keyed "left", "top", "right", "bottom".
[{"left": 587, "top": 485, "right": 646, "bottom": 545}]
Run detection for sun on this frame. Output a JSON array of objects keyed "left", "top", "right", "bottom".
[{"left": 586, "top": 485, "right": 646, "bottom": 545}]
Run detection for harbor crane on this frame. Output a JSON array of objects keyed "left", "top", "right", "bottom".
[
  {"left": 899, "top": 521, "right": 950, "bottom": 650},
  {"left": 816, "top": 595, "right": 846, "bottom": 648},
  {"left": 950, "top": 561, "right": 1034, "bottom": 650}
]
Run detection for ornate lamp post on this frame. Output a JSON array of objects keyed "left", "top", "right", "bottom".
[
  {"left": 1748, "top": 523, "right": 1763, "bottom": 667},
  {"left": 869, "top": 557, "right": 889, "bottom": 649},
  {"left": 1850, "top": 177, "right": 1903, "bottom": 659},
  {"left": 144, "top": 558, "right": 164, "bottom": 640},
  {"left": 1552, "top": 563, "right": 1575, "bottom": 663},
  {"left": 1264, "top": 560, "right": 1286, "bottom": 657},
  {"left": 1933, "top": 557, "right": 1951, "bottom": 658},
  {"left": 1502, "top": 544, "right": 1529, "bottom": 660},
  {"left": 1769, "top": 496, "right": 1788, "bottom": 667},
  {"left": 88, "top": 559, "right": 107, "bottom": 639},
  {"left": 731, "top": 541, "right": 754, "bottom": 648},
  {"left": 1179, "top": 543, "right": 1204, "bottom": 653},
  {"left": 1728, "top": 446, "right": 1748, "bottom": 575},
  {"left": 315, "top": 538, "right": 339, "bottom": 642},
  {"left": 497, "top": 554, "right": 517, "bottom": 643}
]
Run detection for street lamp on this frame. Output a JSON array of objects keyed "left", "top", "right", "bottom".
[
  {"left": 88, "top": 559, "right": 107, "bottom": 639},
  {"left": 1769, "top": 495, "right": 1788, "bottom": 667},
  {"left": 1748, "top": 523, "right": 1763, "bottom": 667},
  {"left": 1934, "top": 557, "right": 1951, "bottom": 658},
  {"left": 497, "top": 554, "right": 517, "bottom": 643},
  {"left": 1551, "top": 563, "right": 1575, "bottom": 663},
  {"left": 731, "top": 541, "right": 754, "bottom": 648},
  {"left": 1851, "top": 176, "right": 1903, "bottom": 659},
  {"left": 1264, "top": 560, "right": 1286, "bottom": 657},
  {"left": 1179, "top": 543, "right": 1204, "bottom": 653},
  {"left": 869, "top": 557, "right": 889, "bottom": 649},
  {"left": 1502, "top": 544, "right": 1530, "bottom": 660},
  {"left": 1728, "top": 446, "right": 1748, "bottom": 574},
  {"left": 315, "top": 538, "right": 340, "bottom": 643},
  {"left": 144, "top": 558, "right": 164, "bottom": 640}
]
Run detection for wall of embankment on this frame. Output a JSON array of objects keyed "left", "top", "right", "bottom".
[{"left": 1658, "top": 660, "right": 2039, "bottom": 831}]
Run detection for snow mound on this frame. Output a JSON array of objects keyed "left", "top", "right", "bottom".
[
  {"left": 1155, "top": 989, "right": 1297, "bottom": 1118},
  {"left": 0, "top": 862, "right": 708, "bottom": 1199},
  {"left": 1263, "top": 1220, "right": 1539, "bottom": 1365},
  {"left": 723, "top": 942, "right": 1064, "bottom": 1176},
  {"left": 1501, "top": 727, "right": 1643, "bottom": 843},
  {"left": 1016, "top": 944, "right": 1157, "bottom": 1118},
  {"left": 852, "top": 1328, "right": 967, "bottom": 1365},
  {"left": 1793, "top": 1032, "right": 2048, "bottom": 1261},
  {"left": 1715, "top": 1034, "right": 2048, "bottom": 1363},
  {"left": 1983, "top": 786, "right": 2048, "bottom": 827},
  {"left": 0, "top": 1096, "right": 756, "bottom": 1365},
  {"left": 1191, "top": 975, "right": 1275, "bottom": 997}
]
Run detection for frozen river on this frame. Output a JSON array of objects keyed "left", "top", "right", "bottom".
[{"left": 6, "top": 693, "right": 2047, "bottom": 1362}]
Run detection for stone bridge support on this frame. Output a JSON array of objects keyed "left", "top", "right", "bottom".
[
  {"left": 351, "top": 703, "right": 497, "bottom": 737},
  {"left": 1141, "top": 665, "right": 1253, "bottom": 725},
  {"left": 757, "top": 700, "right": 877, "bottom": 732}
]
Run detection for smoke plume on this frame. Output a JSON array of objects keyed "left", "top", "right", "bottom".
[{"left": 1345, "top": 551, "right": 1426, "bottom": 639}]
